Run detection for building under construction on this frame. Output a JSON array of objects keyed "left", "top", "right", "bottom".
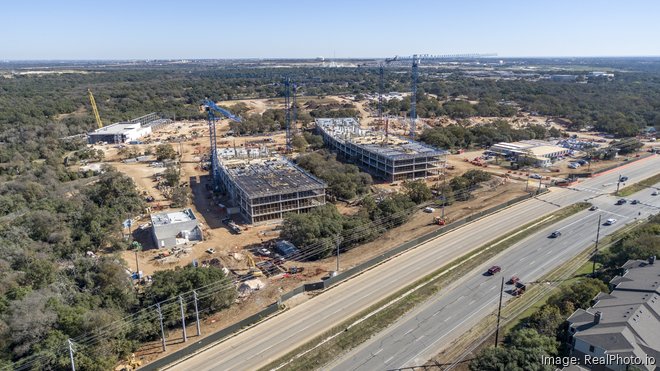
[
  {"left": 215, "top": 148, "right": 326, "bottom": 224},
  {"left": 315, "top": 118, "right": 447, "bottom": 182},
  {"left": 87, "top": 112, "right": 172, "bottom": 144}
]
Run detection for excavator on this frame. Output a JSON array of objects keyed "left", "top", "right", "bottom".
[{"left": 246, "top": 254, "right": 264, "bottom": 278}]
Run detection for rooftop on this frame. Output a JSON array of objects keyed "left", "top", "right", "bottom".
[
  {"left": 219, "top": 156, "right": 326, "bottom": 197},
  {"left": 90, "top": 122, "right": 142, "bottom": 135},
  {"left": 151, "top": 208, "right": 197, "bottom": 227},
  {"left": 567, "top": 259, "right": 660, "bottom": 363},
  {"left": 315, "top": 118, "right": 447, "bottom": 159}
]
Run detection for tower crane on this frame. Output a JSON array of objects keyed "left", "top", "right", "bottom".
[
  {"left": 284, "top": 77, "right": 292, "bottom": 152},
  {"left": 88, "top": 89, "right": 103, "bottom": 129},
  {"left": 382, "top": 53, "right": 497, "bottom": 139},
  {"left": 200, "top": 99, "right": 242, "bottom": 188},
  {"left": 283, "top": 77, "right": 299, "bottom": 152}
]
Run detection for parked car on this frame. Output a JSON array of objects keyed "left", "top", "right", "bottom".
[
  {"left": 256, "top": 247, "right": 272, "bottom": 256},
  {"left": 487, "top": 266, "right": 501, "bottom": 275},
  {"left": 423, "top": 207, "right": 435, "bottom": 213},
  {"left": 604, "top": 218, "right": 617, "bottom": 226},
  {"left": 549, "top": 231, "right": 562, "bottom": 238},
  {"left": 653, "top": 190, "right": 659, "bottom": 196},
  {"left": 529, "top": 174, "right": 542, "bottom": 179},
  {"left": 631, "top": 199, "right": 640, "bottom": 205},
  {"left": 205, "top": 248, "right": 216, "bottom": 254},
  {"left": 589, "top": 205, "right": 599, "bottom": 211},
  {"left": 616, "top": 199, "right": 627, "bottom": 205}
]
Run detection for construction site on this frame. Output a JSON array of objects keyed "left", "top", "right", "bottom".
[
  {"left": 215, "top": 148, "right": 327, "bottom": 224},
  {"left": 316, "top": 117, "right": 448, "bottom": 182}
]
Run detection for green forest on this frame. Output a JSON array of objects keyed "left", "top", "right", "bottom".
[{"left": 1, "top": 58, "right": 659, "bottom": 369}]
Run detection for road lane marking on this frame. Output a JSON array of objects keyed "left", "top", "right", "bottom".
[{"left": 402, "top": 296, "right": 499, "bottom": 368}]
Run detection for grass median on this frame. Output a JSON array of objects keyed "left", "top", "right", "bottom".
[
  {"left": 259, "top": 202, "right": 591, "bottom": 371},
  {"left": 617, "top": 173, "right": 660, "bottom": 197}
]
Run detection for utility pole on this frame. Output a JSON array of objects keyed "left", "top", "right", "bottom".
[
  {"left": 68, "top": 339, "right": 76, "bottom": 371},
  {"left": 193, "top": 290, "right": 201, "bottom": 336},
  {"left": 157, "top": 303, "right": 166, "bottom": 351},
  {"left": 592, "top": 215, "right": 602, "bottom": 276},
  {"left": 494, "top": 276, "right": 505, "bottom": 348},
  {"left": 179, "top": 296, "right": 187, "bottom": 342},
  {"left": 336, "top": 238, "right": 340, "bottom": 273},
  {"left": 615, "top": 175, "right": 622, "bottom": 195},
  {"left": 537, "top": 177, "right": 543, "bottom": 193}
]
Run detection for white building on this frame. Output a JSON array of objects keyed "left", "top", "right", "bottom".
[
  {"left": 88, "top": 122, "right": 152, "bottom": 144},
  {"left": 150, "top": 208, "right": 203, "bottom": 248}
]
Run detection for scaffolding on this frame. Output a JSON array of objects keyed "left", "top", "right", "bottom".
[{"left": 315, "top": 118, "right": 448, "bottom": 182}]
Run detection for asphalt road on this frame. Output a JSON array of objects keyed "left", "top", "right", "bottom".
[
  {"left": 329, "top": 183, "right": 660, "bottom": 371},
  {"left": 169, "top": 155, "right": 659, "bottom": 371}
]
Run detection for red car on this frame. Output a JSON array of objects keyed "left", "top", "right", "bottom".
[{"left": 487, "top": 266, "right": 501, "bottom": 275}]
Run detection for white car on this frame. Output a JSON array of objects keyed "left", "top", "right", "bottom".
[
  {"left": 604, "top": 218, "right": 617, "bottom": 226},
  {"left": 653, "top": 190, "right": 658, "bottom": 196},
  {"left": 530, "top": 174, "right": 542, "bottom": 179},
  {"left": 423, "top": 207, "right": 435, "bottom": 213}
]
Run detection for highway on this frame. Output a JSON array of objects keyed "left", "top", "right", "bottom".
[
  {"left": 329, "top": 182, "right": 660, "bottom": 371},
  {"left": 168, "top": 155, "right": 659, "bottom": 371}
]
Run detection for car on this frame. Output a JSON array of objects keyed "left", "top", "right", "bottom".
[
  {"left": 487, "top": 266, "right": 501, "bottom": 275},
  {"left": 589, "top": 205, "right": 599, "bottom": 211},
  {"left": 549, "top": 231, "right": 562, "bottom": 238},
  {"left": 221, "top": 217, "right": 232, "bottom": 225},
  {"left": 604, "top": 218, "right": 617, "bottom": 226},
  {"left": 631, "top": 199, "right": 640, "bottom": 205},
  {"left": 256, "top": 247, "right": 271, "bottom": 256},
  {"left": 529, "top": 173, "right": 542, "bottom": 179},
  {"left": 653, "top": 190, "right": 659, "bottom": 196},
  {"left": 616, "top": 199, "right": 627, "bottom": 205},
  {"left": 423, "top": 207, "right": 435, "bottom": 213},
  {"left": 619, "top": 176, "right": 629, "bottom": 182},
  {"left": 205, "top": 248, "right": 216, "bottom": 254}
]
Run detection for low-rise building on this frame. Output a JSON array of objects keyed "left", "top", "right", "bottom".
[
  {"left": 566, "top": 257, "right": 659, "bottom": 371},
  {"left": 151, "top": 208, "right": 203, "bottom": 248},
  {"left": 87, "top": 112, "right": 171, "bottom": 144},
  {"left": 490, "top": 140, "right": 570, "bottom": 167}
]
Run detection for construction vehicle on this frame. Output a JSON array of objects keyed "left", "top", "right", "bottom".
[
  {"left": 246, "top": 254, "right": 264, "bottom": 278},
  {"left": 433, "top": 216, "right": 446, "bottom": 225},
  {"left": 88, "top": 89, "right": 103, "bottom": 129}
]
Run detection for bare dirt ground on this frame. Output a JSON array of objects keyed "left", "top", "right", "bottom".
[
  {"left": 91, "top": 98, "right": 638, "bottom": 367},
  {"left": 132, "top": 178, "right": 529, "bottom": 366}
]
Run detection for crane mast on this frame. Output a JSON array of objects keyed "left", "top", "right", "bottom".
[
  {"left": 383, "top": 53, "right": 497, "bottom": 139},
  {"left": 201, "top": 99, "right": 242, "bottom": 189},
  {"left": 88, "top": 89, "right": 103, "bottom": 129}
]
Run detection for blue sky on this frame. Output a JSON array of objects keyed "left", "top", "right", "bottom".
[{"left": 1, "top": 0, "right": 659, "bottom": 59}]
